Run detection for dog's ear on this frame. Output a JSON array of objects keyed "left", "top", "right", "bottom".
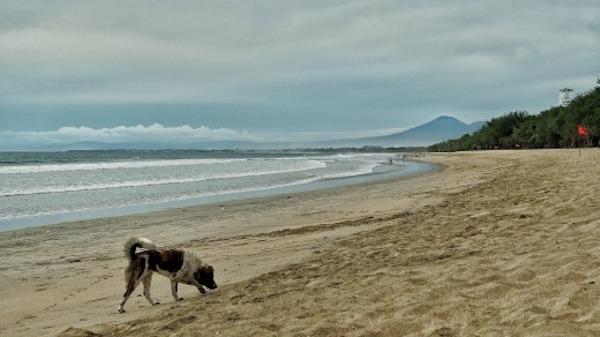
[{"left": 194, "top": 265, "right": 213, "bottom": 279}]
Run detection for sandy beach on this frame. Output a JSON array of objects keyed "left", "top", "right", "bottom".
[{"left": 3, "top": 149, "right": 600, "bottom": 336}]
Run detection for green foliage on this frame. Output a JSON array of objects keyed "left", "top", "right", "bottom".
[{"left": 428, "top": 87, "right": 600, "bottom": 151}]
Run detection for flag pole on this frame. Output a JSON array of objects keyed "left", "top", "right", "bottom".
[{"left": 578, "top": 126, "right": 581, "bottom": 157}]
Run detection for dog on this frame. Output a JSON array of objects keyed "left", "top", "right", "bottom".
[{"left": 118, "top": 237, "right": 217, "bottom": 313}]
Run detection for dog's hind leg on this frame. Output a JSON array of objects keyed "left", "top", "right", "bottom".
[
  {"left": 118, "top": 268, "right": 141, "bottom": 313},
  {"left": 142, "top": 273, "right": 160, "bottom": 306},
  {"left": 170, "top": 280, "right": 183, "bottom": 301}
]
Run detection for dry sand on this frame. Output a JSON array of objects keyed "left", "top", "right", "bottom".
[{"left": 2, "top": 149, "right": 600, "bottom": 336}]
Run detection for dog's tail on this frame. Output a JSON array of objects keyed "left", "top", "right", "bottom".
[{"left": 123, "top": 237, "right": 157, "bottom": 262}]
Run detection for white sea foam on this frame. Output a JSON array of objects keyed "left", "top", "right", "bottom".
[
  {"left": 0, "top": 159, "right": 327, "bottom": 196},
  {"left": 0, "top": 158, "right": 248, "bottom": 174}
]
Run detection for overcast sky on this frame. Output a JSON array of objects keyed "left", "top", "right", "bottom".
[{"left": 1, "top": 0, "right": 599, "bottom": 146}]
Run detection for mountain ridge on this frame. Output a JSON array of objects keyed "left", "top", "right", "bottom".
[{"left": 7, "top": 116, "right": 485, "bottom": 151}]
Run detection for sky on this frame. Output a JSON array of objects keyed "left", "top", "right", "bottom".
[{"left": 1, "top": 0, "right": 599, "bottom": 147}]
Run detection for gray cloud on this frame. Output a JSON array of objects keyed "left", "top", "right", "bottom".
[{"left": 1, "top": 0, "right": 599, "bottom": 142}]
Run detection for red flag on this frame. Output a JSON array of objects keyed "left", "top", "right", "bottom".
[{"left": 578, "top": 125, "right": 589, "bottom": 136}]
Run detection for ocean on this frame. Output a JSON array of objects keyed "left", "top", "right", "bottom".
[{"left": 0, "top": 150, "right": 434, "bottom": 232}]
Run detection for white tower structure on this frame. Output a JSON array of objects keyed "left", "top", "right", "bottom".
[{"left": 559, "top": 88, "right": 573, "bottom": 107}]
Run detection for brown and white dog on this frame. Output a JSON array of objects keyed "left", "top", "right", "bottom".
[{"left": 118, "top": 237, "right": 217, "bottom": 313}]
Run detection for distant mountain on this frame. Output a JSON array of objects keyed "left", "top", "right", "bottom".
[
  {"left": 9, "top": 116, "right": 485, "bottom": 151},
  {"left": 288, "top": 115, "right": 485, "bottom": 148},
  {"left": 361, "top": 115, "right": 485, "bottom": 147}
]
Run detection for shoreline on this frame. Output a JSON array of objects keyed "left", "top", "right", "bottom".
[{"left": 0, "top": 159, "right": 434, "bottom": 233}]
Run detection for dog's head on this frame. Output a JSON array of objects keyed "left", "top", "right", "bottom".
[{"left": 195, "top": 265, "right": 217, "bottom": 290}]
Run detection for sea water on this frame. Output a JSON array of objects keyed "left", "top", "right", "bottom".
[{"left": 0, "top": 150, "right": 434, "bottom": 231}]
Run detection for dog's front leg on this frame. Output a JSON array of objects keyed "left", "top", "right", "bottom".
[
  {"left": 171, "top": 280, "right": 183, "bottom": 301},
  {"left": 192, "top": 280, "right": 206, "bottom": 294}
]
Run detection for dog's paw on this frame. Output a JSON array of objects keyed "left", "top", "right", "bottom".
[
  {"left": 152, "top": 301, "right": 161, "bottom": 306},
  {"left": 118, "top": 308, "right": 126, "bottom": 313},
  {"left": 177, "top": 297, "right": 184, "bottom": 301}
]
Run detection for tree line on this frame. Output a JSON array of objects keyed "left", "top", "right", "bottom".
[{"left": 428, "top": 86, "right": 600, "bottom": 152}]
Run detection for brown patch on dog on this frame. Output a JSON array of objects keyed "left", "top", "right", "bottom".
[{"left": 148, "top": 249, "right": 184, "bottom": 273}]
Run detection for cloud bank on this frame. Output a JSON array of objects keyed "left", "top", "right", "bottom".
[{"left": 0, "top": 124, "right": 261, "bottom": 148}]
